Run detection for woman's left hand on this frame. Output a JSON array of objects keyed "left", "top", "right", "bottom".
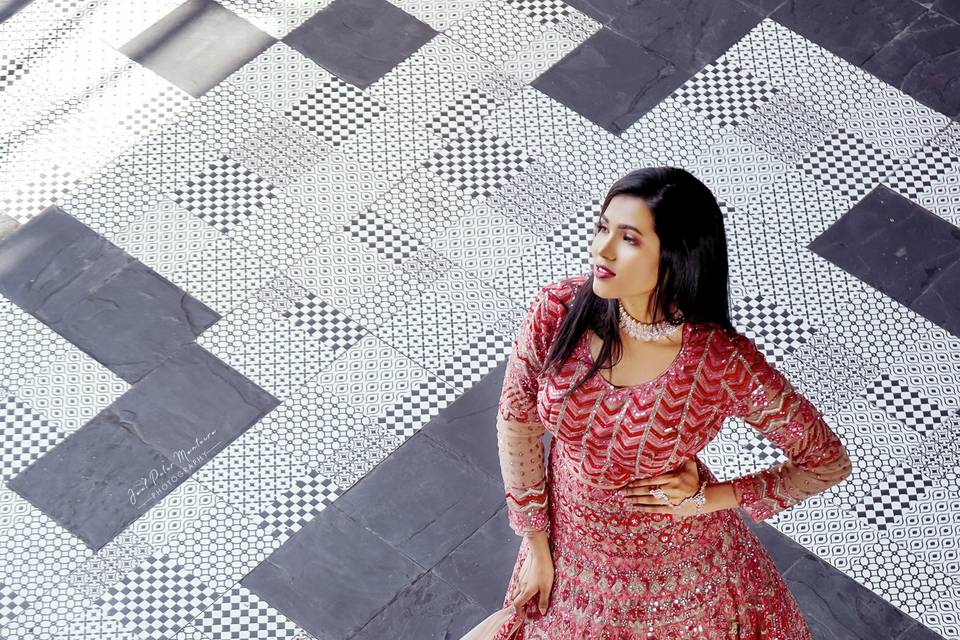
[{"left": 620, "top": 458, "right": 704, "bottom": 519}]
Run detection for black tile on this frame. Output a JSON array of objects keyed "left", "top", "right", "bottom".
[
  {"left": 0, "top": 205, "right": 221, "bottom": 383},
  {"left": 421, "top": 361, "right": 508, "bottom": 484},
  {"left": 241, "top": 504, "right": 425, "bottom": 640},
  {"left": 0, "top": 0, "right": 34, "bottom": 24},
  {"left": 5, "top": 341, "right": 277, "bottom": 550},
  {"left": 911, "top": 256, "right": 960, "bottom": 336},
  {"left": 532, "top": 27, "right": 694, "bottom": 135},
  {"left": 282, "top": 0, "right": 436, "bottom": 88},
  {"left": 784, "top": 553, "right": 919, "bottom": 638},
  {"left": 350, "top": 570, "right": 488, "bottom": 640},
  {"left": 608, "top": 0, "right": 762, "bottom": 71},
  {"left": 0, "top": 205, "right": 130, "bottom": 316},
  {"left": 735, "top": 0, "right": 788, "bottom": 15},
  {"left": 6, "top": 413, "right": 192, "bottom": 551},
  {"left": 119, "top": 0, "right": 276, "bottom": 98},
  {"left": 863, "top": 11, "right": 960, "bottom": 120},
  {"left": 931, "top": 0, "right": 960, "bottom": 23},
  {"left": 739, "top": 517, "right": 810, "bottom": 574},
  {"left": 332, "top": 433, "right": 505, "bottom": 569},
  {"left": 808, "top": 185, "right": 960, "bottom": 312},
  {"left": 45, "top": 261, "right": 219, "bottom": 383},
  {"left": 897, "top": 620, "right": 951, "bottom": 639},
  {"left": 103, "top": 342, "right": 279, "bottom": 466},
  {"left": 772, "top": 0, "right": 925, "bottom": 66},
  {"left": 433, "top": 505, "right": 522, "bottom": 612},
  {"left": 561, "top": 0, "right": 634, "bottom": 23}
]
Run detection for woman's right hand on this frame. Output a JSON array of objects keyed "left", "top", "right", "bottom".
[{"left": 508, "top": 532, "right": 554, "bottom": 616}]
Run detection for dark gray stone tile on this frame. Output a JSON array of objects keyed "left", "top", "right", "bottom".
[
  {"left": 105, "top": 342, "right": 279, "bottom": 466},
  {"left": 433, "top": 505, "right": 522, "bottom": 612},
  {"left": 241, "top": 504, "right": 425, "bottom": 640},
  {"left": 332, "top": 433, "right": 505, "bottom": 569},
  {"left": 0, "top": 205, "right": 133, "bottom": 318},
  {"left": 897, "top": 620, "right": 950, "bottom": 639},
  {"left": 911, "top": 255, "right": 960, "bottom": 336},
  {"left": 6, "top": 412, "right": 191, "bottom": 551},
  {"left": 736, "top": 0, "right": 787, "bottom": 15},
  {"left": 561, "top": 0, "right": 633, "bottom": 23},
  {"left": 772, "top": 0, "right": 925, "bottom": 66},
  {"left": 808, "top": 186, "right": 960, "bottom": 311},
  {"left": 608, "top": 0, "right": 762, "bottom": 71},
  {"left": 0, "top": 205, "right": 220, "bottom": 382},
  {"left": 350, "top": 570, "right": 488, "bottom": 640},
  {"left": 421, "top": 362, "right": 507, "bottom": 484},
  {"left": 283, "top": 0, "right": 436, "bottom": 89},
  {"left": 932, "top": 0, "right": 960, "bottom": 23},
  {"left": 119, "top": 0, "right": 276, "bottom": 98},
  {"left": 0, "top": 0, "right": 34, "bottom": 23},
  {"left": 739, "top": 516, "right": 810, "bottom": 575},
  {"left": 784, "top": 553, "right": 918, "bottom": 638},
  {"left": 532, "top": 27, "right": 694, "bottom": 135},
  {"left": 863, "top": 11, "right": 960, "bottom": 119},
  {"left": 47, "top": 261, "right": 219, "bottom": 383}
]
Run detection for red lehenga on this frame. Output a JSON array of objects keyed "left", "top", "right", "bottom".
[{"left": 492, "top": 274, "right": 852, "bottom": 640}]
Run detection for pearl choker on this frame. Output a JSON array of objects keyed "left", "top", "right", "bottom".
[{"left": 617, "top": 300, "right": 684, "bottom": 341}]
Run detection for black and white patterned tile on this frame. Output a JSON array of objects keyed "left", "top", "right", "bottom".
[{"left": 2, "top": 1, "right": 960, "bottom": 638}]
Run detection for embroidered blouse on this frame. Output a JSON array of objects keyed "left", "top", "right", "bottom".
[{"left": 496, "top": 274, "right": 853, "bottom": 535}]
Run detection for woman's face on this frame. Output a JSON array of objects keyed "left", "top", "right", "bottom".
[{"left": 590, "top": 194, "right": 660, "bottom": 303}]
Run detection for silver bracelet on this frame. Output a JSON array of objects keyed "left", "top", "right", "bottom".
[{"left": 678, "top": 480, "right": 709, "bottom": 515}]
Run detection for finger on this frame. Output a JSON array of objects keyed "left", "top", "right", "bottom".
[
  {"left": 512, "top": 586, "right": 533, "bottom": 610},
  {"left": 512, "top": 592, "right": 527, "bottom": 614},
  {"left": 627, "top": 497, "right": 667, "bottom": 509},
  {"left": 631, "top": 504, "right": 665, "bottom": 513},
  {"left": 539, "top": 595, "right": 549, "bottom": 614},
  {"left": 625, "top": 489, "right": 669, "bottom": 503},
  {"left": 629, "top": 477, "right": 674, "bottom": 490}
]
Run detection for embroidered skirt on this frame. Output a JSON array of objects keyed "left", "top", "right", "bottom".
[{"left": 494, "top": 442, "right": 814, "bottom": 639}]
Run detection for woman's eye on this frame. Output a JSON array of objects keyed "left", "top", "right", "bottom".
[{"left": 594, "top": 223, "right": 636, "bottom": 244}]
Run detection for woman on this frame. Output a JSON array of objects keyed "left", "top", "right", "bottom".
[{"left": 493, "top": 167, "right": 853, "bottom": 639}]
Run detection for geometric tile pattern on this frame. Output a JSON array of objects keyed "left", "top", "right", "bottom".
[
  {"left": 96, "top": 553, "right": 216, "bottom": 639},
  {"left": 799, "top": 128, "right": 900, "bottom": 201},
  {"left": 674, "top": 60, "right": 778, "bottom": 128},
  {"left": 734, "top": 89, "right": 839, "bottom": 164},
  {"left": 284, "top": 79, "right": 387, "bottom": 147},
  {"left": 171, "top": 155, "right": 278, "bottom": 234},
  {"left": 179, "top": 581, "right": 317, "bottom": 640},
  {"left": 864, "top": 373, "right": 954, "bottom": 438},
  {"left": 425, "top": 126, "right": 533, "bottom": 200},
  {"left": 851, "top": 464, "right": 938, "bottom": 532},
  {"left": 2, "top": 0, "right": 959, "bottom": 637},
  {"left": 257, "top": 470, "right": 339, "bottom": 542},
  {"left": 0, "top": 392, "right": 66, "bottom": 482}
]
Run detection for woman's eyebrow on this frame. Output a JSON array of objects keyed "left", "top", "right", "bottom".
[{"left": 600, "top": 214, "right": 643, "bottom": 234}]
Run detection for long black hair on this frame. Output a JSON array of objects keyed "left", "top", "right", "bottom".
[{"left": 544, "top": 166, "right": 735, "bottom": 398}]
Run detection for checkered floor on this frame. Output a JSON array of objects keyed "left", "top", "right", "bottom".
[{"left": 0, "top": 0, "right": 958, "bottom": 638}]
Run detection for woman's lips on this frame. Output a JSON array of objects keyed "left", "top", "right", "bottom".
[{"left": 595, "top": 265, "right": 615, "bottom": 278}]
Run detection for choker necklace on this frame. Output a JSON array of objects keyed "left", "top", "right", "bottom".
[{"left": 617, "top": 301, "right": 684, "bottom": 341}]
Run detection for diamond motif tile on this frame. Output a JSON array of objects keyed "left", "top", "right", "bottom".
[{"left": 2, "top": 9, "right": 960, "bottom": 640}]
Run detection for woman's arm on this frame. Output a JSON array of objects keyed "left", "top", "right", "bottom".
[
  {"left": 719, "top": 331, "right": 853, "bottom": 522},
  {"left": 497, "top": 284, "right": 562, "bottom": 537}
]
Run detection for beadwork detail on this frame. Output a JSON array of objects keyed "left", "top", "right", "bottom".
[{"left": 494, "top": 274, "right": 853, "bottom": 638}]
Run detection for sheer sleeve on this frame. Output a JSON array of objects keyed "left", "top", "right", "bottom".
[
  {"left": 720, "top": 331, "right": 853, "bottom": 523},
  {"left": 496, "top": 284, "right": 560, "bottom": 536}
]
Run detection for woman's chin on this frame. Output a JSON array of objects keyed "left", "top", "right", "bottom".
[{"left": 591, "top": 282, "right": 616, "bottom": 298}]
